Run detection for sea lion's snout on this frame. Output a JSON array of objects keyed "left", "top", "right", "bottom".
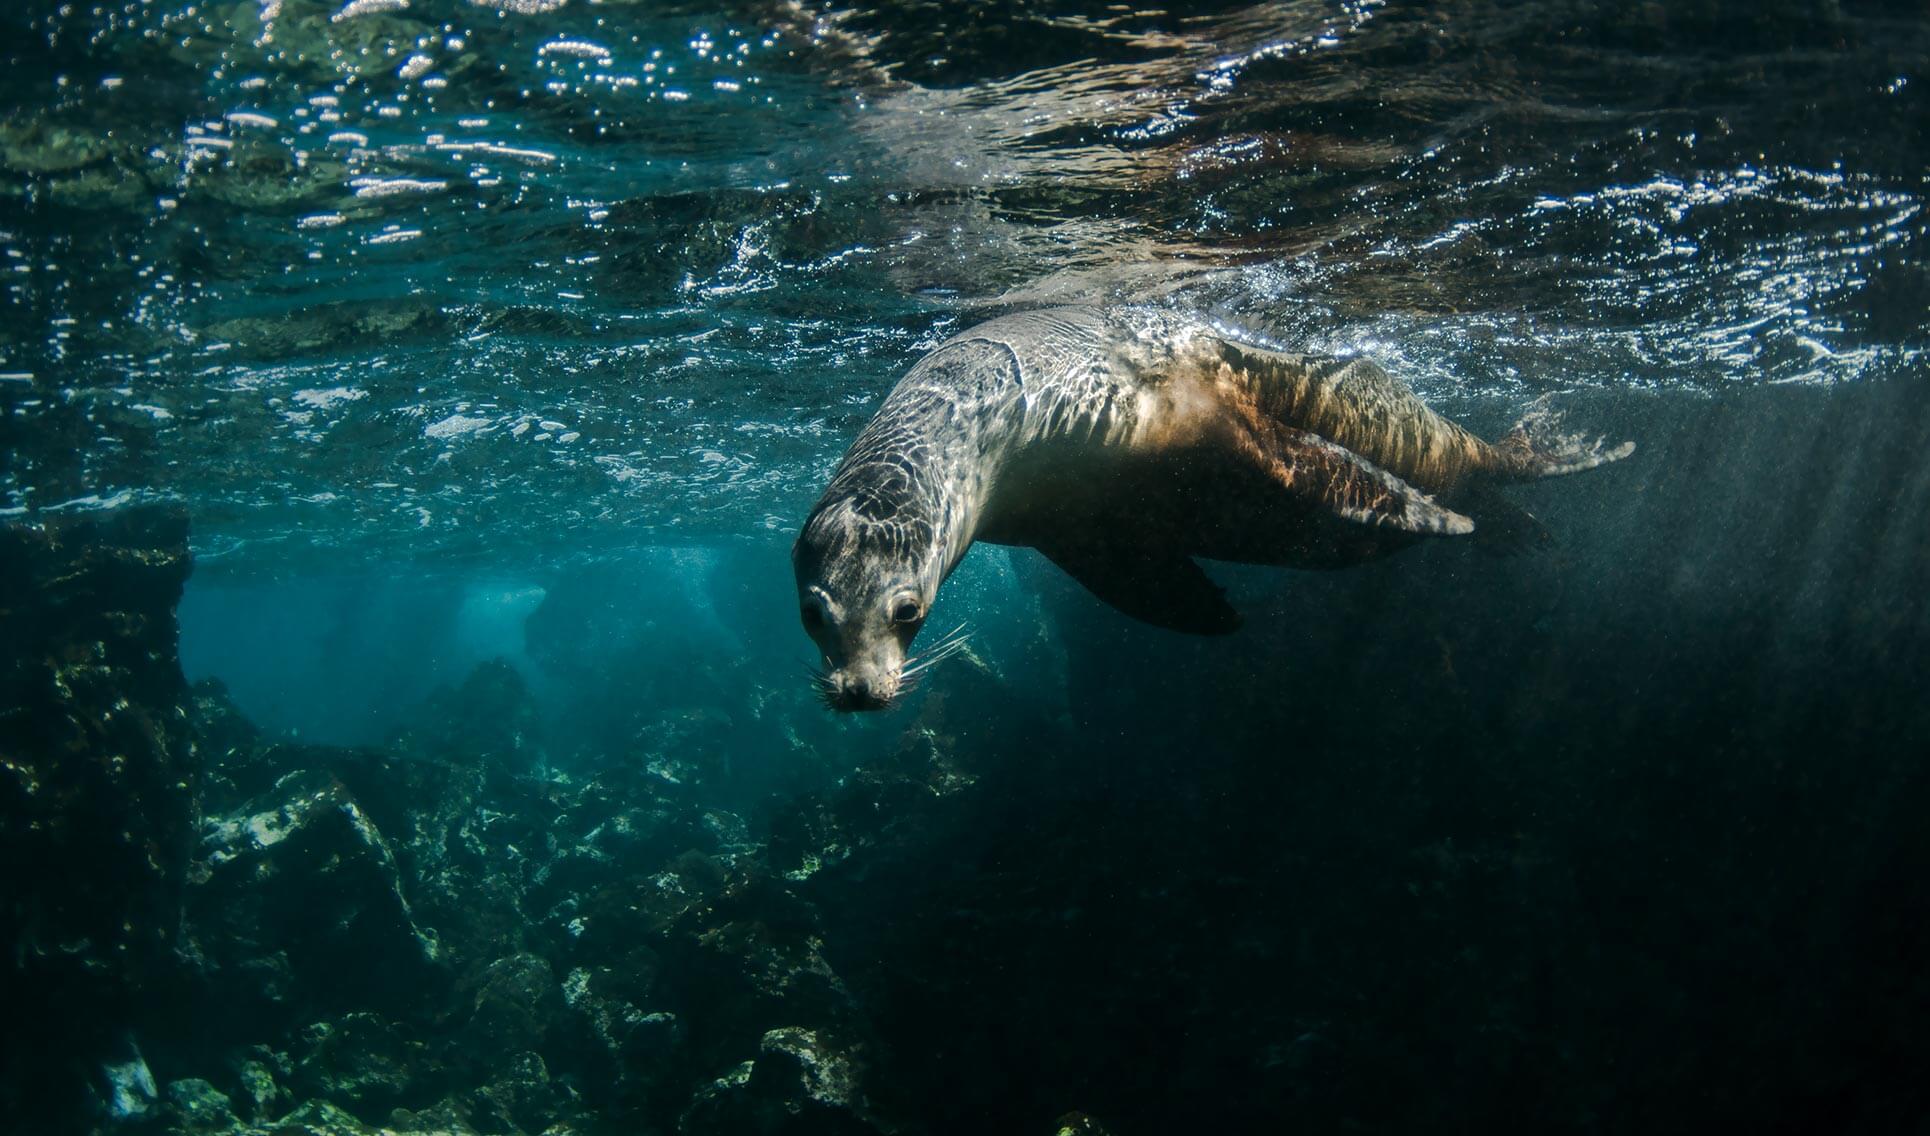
[
  {"left": 815, "top": 641, "right": 907, "bottom": 713},
  {"left": 826, "top": 666, "right": 899, "bottom": 713}
]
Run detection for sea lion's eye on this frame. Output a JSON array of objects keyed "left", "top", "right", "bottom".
[
  {"left": 890, "top": 598, "right": 923, "bottom": 625},
  {"left": 801, "top": 603, "right": 825, "bottom": 629}
]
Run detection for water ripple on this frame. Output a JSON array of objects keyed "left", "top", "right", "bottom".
[{"left": 0, "top": 0, "right": 1923, "bottom": 569}]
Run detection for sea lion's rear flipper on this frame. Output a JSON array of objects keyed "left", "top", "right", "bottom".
[
  {"left": 1493, "top": 396, "right": 1636, "bottom": 478},
  {"left": 1036, "top": 540, "right": 1241, "bottom": 635},
  {"left": 1268, "top": 428, "right": 1475, "bottom": 536}
]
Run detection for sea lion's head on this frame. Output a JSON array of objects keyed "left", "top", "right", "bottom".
[{"left": 792, "top": 489, "right": 943, "bottom": 713}]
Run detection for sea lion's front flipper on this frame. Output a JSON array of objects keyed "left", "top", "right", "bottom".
[
  {"left": 1036, "top": 540, "right": 1241, "bottom": 635},
  {"left": 1264, "top": 427, "right": 1475, "bottom": 536}
]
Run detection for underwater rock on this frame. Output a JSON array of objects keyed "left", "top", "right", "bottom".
[
  {"left": 189, "top": 680, "right": 274, "bottom": 812},
  {"left": 0, "top": 505, "right": 1083, "bottom": 1136},
  {"left": 246, "top": 1098, "right": 379, "bottom": 1136},
  {"left": 652, "top": 870, "right": 883, "bottom": 1129},
  {"left": 763, "top": 748, "right": 948, "bottom": 886},
  {"left": 677, "top": 1026, "right": 882, "bottom": 1136},
  {"left": 230, "top": 1049, "right": 290, "bottom": 1124},
  {"left": 465, "top": 953, "right": 564, "bottom": 1057},
  {"left": 291, "top": 1013, "right": 427, "bottom": 1118},
  {"left": 767, "top": 652, "right": 1052, "bottom": 880},
  {"left": 179, "top": 653, "right": 881, "bottom": 1134},
  {"left": 753, "top": 1028, "right": 867, "bottom": 1116},
  {"left": 0, "top": 506, "right": 197, "bottom": 1126},
  {"left": 0, "top": 504, "right": 1032, "bottom": 1136},
  {"left": 187, "top": 768, "right": 441, "bottom": 1026},
  {"left": 99, "top": 1032, "right": 162, "bottom": 1123},
  {"left": 558, "top": 965, "right": 684, "bottom": 1115},
  {"left": 464, "top": 1050, "right": 581, "bottom": 1136},
  {"left": 380, "top": 1097, "right": 485, "bottom": 1136},
  {"left": 0, "top": 505, "right": 197, "bottom": 970},
  {"left": 537, "top": 795, "right": 740, "bottom": 950},
  {"left": 166, "top": 1077, "right": 238, "bottom": 1132},
  {"left": 659, "top": 865, "right": 834, "bottom": 990},
  {"left": 328, "top": 662, "right": 561, "bottom": 982}
]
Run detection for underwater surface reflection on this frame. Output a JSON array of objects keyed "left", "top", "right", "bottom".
[{"left": 3, "top": 0, "right": 1922, "bottom": 559}]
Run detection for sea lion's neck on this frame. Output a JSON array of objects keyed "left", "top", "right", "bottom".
[{"left": 820, "top": 381, "right": 1021, "bottom": 580}]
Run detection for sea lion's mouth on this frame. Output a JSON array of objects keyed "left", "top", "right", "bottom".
[
  {"left": 811, "top": 668, "right": 899, "bottom": 713},
  {"left": 827, "top": 688, "right": 894, "bottom": 713},
  {"left": 806, "top": 623, "right": 971, "bottom": 713}
]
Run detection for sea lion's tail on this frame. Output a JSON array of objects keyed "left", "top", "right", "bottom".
[{"left": 1490, "top": 395, "right": 1635, "bottom": 479}]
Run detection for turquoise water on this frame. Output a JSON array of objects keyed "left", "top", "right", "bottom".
[{"left": 3, "top": 2, "right": 1930, "bottom": 1134}]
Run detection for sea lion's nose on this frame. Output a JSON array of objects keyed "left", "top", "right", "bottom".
[{"left": 831, "top": 672, "right": 891, "bottom": 712}]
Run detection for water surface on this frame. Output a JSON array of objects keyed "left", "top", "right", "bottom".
[{"left": 5, "top": 0, "right": 1921, "bottom": 568}]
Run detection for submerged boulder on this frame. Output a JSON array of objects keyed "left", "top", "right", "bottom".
[
  {"left": 186, "top": 769, "right": 441, "bottom": 1028},
  {"left": 229, "top": 1048, "right": 290, "bottom": 1124},
  {"left": 558, "top": 964, "right": 684, "bottom": 1117},
  {"left": 463, "top": 1049, "right": 580, "bottom": 1136},
  {"left": 97, "top": 1032, "right": 162, "bottom": 1124},
  {"left": 166, "top": 1077, "right": 238, "bottom": 1132},
  {"left": 464, "top": 953, "right": 565, "bottom": 1058},
  {"left": 244, "top": 1098, "right": 379, "bottom": 1135},
  {"left": 291, "top": 1012, "right": 427, "bottom": 1117},
  {"left": 333, "top": 662, "right": 559, "bottom": 983},
  {"left": 678, "top": 1026, "right": 882, "bottom": 1136}
]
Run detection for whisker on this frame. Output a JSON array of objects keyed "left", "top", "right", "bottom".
[
  {"left": 903, "top": 642, "right": 961, "bottom": 671},
  {"left": 929, "top": 630, "right": 973, "bottom": 656},
  {"left": 914, "top": 620, "right": 968, "bottom": 648},
  {"left": 804, "top": 661, "right": 838, "bottom": 703},
  {"left": 921, "top": 633, "right": 972, "bottom": 662},
  {"left": 900, "top": 634, "right": 972, "bottom": 678},
  {"left": 901, "top": 652, "right": 944, "bottom": 676},
  {"left": 906, "top": 622, "right": 971, "bottom": 667}
]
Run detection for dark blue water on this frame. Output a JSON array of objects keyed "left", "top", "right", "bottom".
[{"left": 2, "top": 2, "right": 1928, "bottom": 1134}]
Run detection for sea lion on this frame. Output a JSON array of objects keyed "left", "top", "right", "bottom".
[{"left": 793, "top": 306, "right": 1632, "bottom": 711}]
